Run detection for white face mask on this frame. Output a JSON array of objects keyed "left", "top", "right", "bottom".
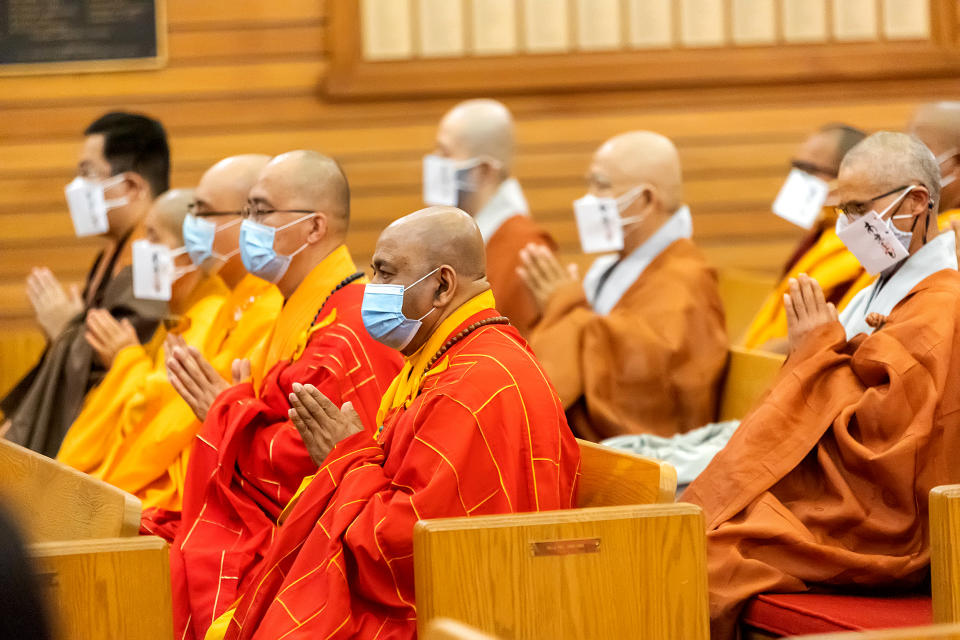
[
  {"left": 64, "top": 174, "right": 128, "bottom": 237},
  {"left": 132, "top": 239, "right": 196, "bottom": 301},
  {"left": 421, "top": 154, "right": 483, "bottom": 207},
  {"left": 937, "top": 148, "right": 957, "bottom": 189},
  {"left": 772, "top": 168, "right": 830, "bottom": 229},
  {"left": 835, "top": 186, "right": 917, "bottom": 275},
  {"left": 573, "top": 185, "right": 647, "bottom": 254}
]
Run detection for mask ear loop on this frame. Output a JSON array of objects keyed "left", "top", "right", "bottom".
[
  {"left": 208, "top": 218, "right": 243, "bottom": 262},
  {"left": 617, "top": 185, "right": 651, "bottom": 227},
  {"left": 101, "top": 173, "right": 131, "bottom": 209}
]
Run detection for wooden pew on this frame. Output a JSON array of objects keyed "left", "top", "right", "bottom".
[
  {"left": 717, "top": 269, "right": 776, "bottom": 343},
  {"left": 424, "top": 619, "right": 502, "bottom": 640},
  {"left": 717, "top": 345, "right": 785, "bottom": 422},
  {"left": 414, "top": 440, "right": 710, "bottom": 640},
  {"left": 32, "top": 537, "right": 172, "bottom": 640},
  {"left": 789, "top": 624, "right": 960, "bottom": 639},
  {"left": 0, "top": 439, "right": 172, "bottom": 640},
  {"left": 931, "top": 485, "right": 960, "bottom": 624},
  {"left": 0, "top": 438, "right": 141, "bottom": 542}
]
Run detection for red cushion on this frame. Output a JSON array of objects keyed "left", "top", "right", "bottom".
[{"left": 742, "top": 593, "right": 933, "bottom": 636}]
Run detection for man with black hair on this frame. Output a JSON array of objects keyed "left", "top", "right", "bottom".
[{"left": 2, "top": 112, "right": 170, "bottom": 457}]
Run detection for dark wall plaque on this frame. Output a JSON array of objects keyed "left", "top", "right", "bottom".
[{"left": 0, "top": 0, "right": 165, "bottom": 74}]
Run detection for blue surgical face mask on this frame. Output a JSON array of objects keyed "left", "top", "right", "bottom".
[
  {"left": 239, "top": 214, "right": 314, "bottom": 283},
  {"left": 361, "top": 267, "right": 441, "bottom": 351},
  {"left": 183, "top": 214, "right": 241, "bottom": 270}
]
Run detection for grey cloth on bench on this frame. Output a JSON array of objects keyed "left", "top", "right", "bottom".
[{"left": 602, "top": 420, "right": 739, "bottom": 493}]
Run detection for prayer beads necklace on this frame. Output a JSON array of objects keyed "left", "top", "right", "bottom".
[
  {"left": 310, "top": 271, "right": 365, "bottom": 326},
  {"left": 289, "top": 272, "right": 365, "bottom": 363},
  {"left": 422, "top": 316, "right": 510, "bottom": 375}
]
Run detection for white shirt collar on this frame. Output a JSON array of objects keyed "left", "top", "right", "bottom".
[
  {"left": 839, "top": 230, "right": 958, "bottom": 339},
  {"left": 583, "top": 205, "right": 694, "bottom": 315},
  {"left": 473, "top": 178, "right": 529, "bottom": 244}
]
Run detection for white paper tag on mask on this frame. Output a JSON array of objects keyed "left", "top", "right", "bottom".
[
  {"left": 64, "top": 177, "right": 110, "bottom": 237},
  {"left": 574, "top": 195, "right": 624, "bottom": 253},
  {"left": 835, "top": 211, "right": 909, "bottom": 275},
  {"left": 422, "top": 154, "right": 458, "bottom": 206},
  {"left": 132, "top": 240, "right": 175, "bottom": 301},
  {"left": 772, "top": 169, "right": 829, "bottom": 229}
]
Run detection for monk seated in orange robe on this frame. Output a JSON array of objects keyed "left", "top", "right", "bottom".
[
  {"left": 206, "top": 206, "right": 580, "bottom": 640},
  {"left": 162, "top": 151, "right": 403, "bottom": 640},
  {"left": 517, "top": 131, "right": 728, "bottom": 440},
  {"left": 423, "top": 99, "right": 554, "bottom": 336},
  {"left": 743, "top": 123, "right": 867, "bottom": 351},
  {"left": 682, "top": 131, "right": 960, "bottom": 640}
]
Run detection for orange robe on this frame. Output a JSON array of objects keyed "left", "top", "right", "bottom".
[
  {"left": 100, "top": 274, "right": 283, "bottom": 512},
  {"left": 167, "top": 246, "right": 402, "bottom": 640},
  {"left": 682, "top": 267, "right": 960, "bottom": 639},
  {"left": 212, "top": 290, "right": 580, "bottom": 640},
  {"left": 486, "top": 214, "right": 555, "bottom": 336},
  {"left": 57, "top": 275, "right": 229, "bottom": 472},
  {"left": 531, "top": 238, "right": 728, "bottom": 440}
]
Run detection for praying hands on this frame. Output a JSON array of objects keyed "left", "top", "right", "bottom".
[
  {"left": 287, "top": 383, "right": 364, "bottom": 466},
  {"left": 784, "top": 273, "right": 839, "bottom": 354},
  {"left": 517, "top": 243, "right": 579, "bottom": 314},
  {"left": 166, "top": 333, "right": 251, "bottom": 422}
]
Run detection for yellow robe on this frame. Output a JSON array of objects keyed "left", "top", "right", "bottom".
[
  {"left": 57, "top": 275, "right": 229, "bottom": 485},
  {"left": 743, "top": 209, "right": 960, "bottom": 349},
  {"left": 97, "top": 274, "right": 284, "bottom": 511}
]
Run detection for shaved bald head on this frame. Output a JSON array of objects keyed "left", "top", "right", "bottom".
[
  {"left": 196, "top": 154, "right": 271, "bottom": 212},
  {"left": 148, "top": 188, "right": 194, "bottom": 245},
  {"left": 371, "top": 206, "right": 490, "bottom": 355},
  {"left": 841, "top": 132, "right": 940, "bottom": 212},
  {"left": 380, "top": 206, "right": 486, "bottom": 279},
  {"left": 251, "top": 150, "right": 350, "bottom": 236},
  {"left": 437, "top": 99, "right": 516, "bottom": 174},
  {"left": 245, "top": 150, "right": 352, "bottom": 297},
  {"left": 591, "top": 131, "right": 684, "bottom": 212},
  {"left": 833, "top": 132, "right": 940, "bottom": 252},
  {"left": 193, "top": 154, "right": 271, "bottom": 285}
]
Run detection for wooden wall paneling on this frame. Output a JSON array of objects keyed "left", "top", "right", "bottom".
[
  {"left": 324, "top": 0, "right": 960, "bottom": 98},
  {"left": 884, "top": 0, "right": 933, "bottom": 40}
]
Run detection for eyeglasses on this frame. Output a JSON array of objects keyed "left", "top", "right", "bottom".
[
  {"left": 187, "top": 202, "right": 242, "bottom": 217},
  {"left": 241, "top": 203, "right": 316, "bottom": 222},
  {"left": 835, "top": 184, "right": 912, "bottom": 219}
]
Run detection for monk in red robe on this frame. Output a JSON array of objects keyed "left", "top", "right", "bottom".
[
  {"left": 162, "top": 151, "right": 402, "bottom": 640},
  {"left": 682, "top": 132, "right": 960, "bottom": 639},
  {"left": 208, "top": 206, "right": 580, "bottom": 640},
  {"left": 425, "top": 99, "right": 554, "bottom": 335}
]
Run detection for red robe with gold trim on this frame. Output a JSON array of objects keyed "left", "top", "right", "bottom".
[
  {"left": 218, "top": 297, "right": 580, "bottom": 640},
  {"left": 169, "top": 283, "right": 401, "bottom": 640}
]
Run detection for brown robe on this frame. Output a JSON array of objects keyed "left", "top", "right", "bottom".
[
  {"left": 682, "top": 268, "right": 960, "bottom": 640},
  {"left": 486, "top": 214, "right": 555, "bottom": 337},
  {"left": 530, "top": 238, "right": 728, "bottom": 440},
  {"left": 2, "top": 242, "right": 166, "bottom": 458}
]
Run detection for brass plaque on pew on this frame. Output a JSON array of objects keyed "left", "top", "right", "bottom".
[
  {"left": 0, "top": 0, "right": 167, "bottom": 76},
  {"left": 530, "top": 537, "right": 601, "bottom": 557}
]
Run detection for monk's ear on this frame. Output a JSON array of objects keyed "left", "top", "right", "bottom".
[
  {"left": 433, "top": 265, "right": 458, "bottom": 306},
  {"left": 122, "top": 172, "right": 150, "bottom": 202},
  {"left": 306, "top": 213, "right": 328, "bottom": 244}
]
